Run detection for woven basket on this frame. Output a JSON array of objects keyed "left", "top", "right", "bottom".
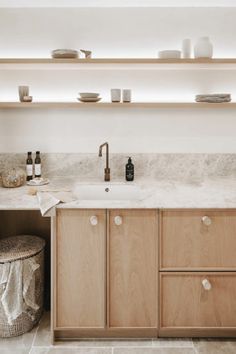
[{"left": 0, "top": 235, "right": 45, "bottom": 337}]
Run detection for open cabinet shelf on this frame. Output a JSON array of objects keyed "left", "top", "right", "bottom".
[
  {"left": 1, "top": 58, "right": 236, "bottom": 70},
  {"left": 0, "top": 102, "right": 235, "bottom": 109}
]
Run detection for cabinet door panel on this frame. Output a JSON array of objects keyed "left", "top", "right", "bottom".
[
  {"left": 109, "top": 209, "right": 158, "bottom": 328},
  {"left": 161, "top": 210, "right": 236, "bottom": 270},
  {"left": 160, "top": 272, "right": 236, "bottom": 329},
  {"left": 56, "top": 209, "right": 106, "bottom": 328}
]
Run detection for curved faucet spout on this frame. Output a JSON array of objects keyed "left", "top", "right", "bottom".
[{"left": 98, "top": 142, "right": 110, "bottom": 181}]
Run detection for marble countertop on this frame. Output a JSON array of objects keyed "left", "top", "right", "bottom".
[{"left": 0, "top": 176, "right": 236, "bottom": 211}]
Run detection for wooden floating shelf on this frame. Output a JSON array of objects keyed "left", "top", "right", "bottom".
[
  {"left": 0, "top": 102, "right": 235, "bottom": 109},
  {"left": 0, "top": 58, "right": 236, "bottom": 64}
]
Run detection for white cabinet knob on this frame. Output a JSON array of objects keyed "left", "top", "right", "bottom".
[
  {"left": 202, "top": 278, "right": 212, "bottom": 291},
  {"left": 90, "top": 215, "right": 98, "bottom": 226},
  {"left": 114, "top": 216, "right": 122, "bottom": 226},
  {"left": 202, "top": 216, "right": 212, "bottom": 226}
]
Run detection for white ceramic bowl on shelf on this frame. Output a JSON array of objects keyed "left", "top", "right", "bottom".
[
  {"left": 158, "top": 50, "right": 181, "bottom": 59},
  {"left": 79, "top": 92, "right": 100, "bottom": 98}
]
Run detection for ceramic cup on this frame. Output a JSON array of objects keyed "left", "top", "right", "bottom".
[
  {"left": 18, "top": 86, "right": 29, "bottom": 102},
  {"left": 122, "top": 89, "right": 131, "bottom": 102},
  {"left": 111, "top": 89, "right": 121, "bottom": 102},
  {"left": 182, "top": 38, "right": 191, "bottom": 58}
]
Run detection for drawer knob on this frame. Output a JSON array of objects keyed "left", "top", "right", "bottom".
[
  {"left": 90, "top": 215, "right": 98, "bottom": 226},
  {"left": 114, "top": 216, "right": 122, "bottom": 226},
  {"left": 202, "top": 216, "right": 212, "bottom": 226},
  {"left": 202, "top": 278, "right": 212, "bottom": 291}
]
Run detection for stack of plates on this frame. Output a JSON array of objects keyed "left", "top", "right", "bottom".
[
  {"left": 158, "top": 50, "right": 181, "bottom": 59},
  {"left": 52, "top": 49, "right": 78, "bottom": 59},
  {"left": 195, "top": 93, "right": 231, "bottom": 103},
  {"left": 78, "top": 92, "right": 101, "bottom": 103}
]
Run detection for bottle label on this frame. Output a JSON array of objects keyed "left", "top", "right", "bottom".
[
  {"left": 26, "top": 165, "right": 33, "bottom": 176},
  {"left": 35, "top": 164, "right": 41, "bottom": 176}
]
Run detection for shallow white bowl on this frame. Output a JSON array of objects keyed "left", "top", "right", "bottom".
[
  {"left": 158, "top": 50, "right": 181, "bottom": 59},
  {"left": 79, "top": 92, "right": 100, "bottom": 98}
]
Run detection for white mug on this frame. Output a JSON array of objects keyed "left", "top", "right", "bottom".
[
  {"left": 122, "top": 89, "right": 131, "bottom": 102},
  {"left": 111, "top": 89, "right": 121, "bottom": 102},
  {"left": 18, "top": 85, "right": 29, "bottom": 102}
]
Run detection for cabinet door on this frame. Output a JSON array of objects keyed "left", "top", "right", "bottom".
[
  {"left": 108, "top": 209, "right": 158, "bottom": 329},
  {"left": 161, "top": 210, "right": 236, "bottom": 270},
  {"left": 56, "top": 209, "right": 106, "bottom": 328}
]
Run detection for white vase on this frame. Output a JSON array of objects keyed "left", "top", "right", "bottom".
[{"left": 194, "top": 37, "right": 213, "bottom": 58}]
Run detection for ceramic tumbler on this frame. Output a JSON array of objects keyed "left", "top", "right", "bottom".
[
  {"left": 122, "top": 89, "right": 131, "bottom": 102},
  {"left": 111, "top": 89, "right": 121, "bottom": 102}
]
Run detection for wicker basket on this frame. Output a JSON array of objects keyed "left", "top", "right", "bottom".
[{"left": 0, "top": 235, "right": 45, "bottom": 337}]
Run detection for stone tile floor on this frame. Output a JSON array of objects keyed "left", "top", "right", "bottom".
[{"left": 0, "top": 312, "right": 236, "bottom": 354}]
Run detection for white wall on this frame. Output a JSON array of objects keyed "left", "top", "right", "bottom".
[{"left": 0, "top": 7, "right": 236, "bottom": 153}]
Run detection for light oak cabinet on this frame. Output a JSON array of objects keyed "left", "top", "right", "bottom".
[
  {"left": 108, "top": 210, "right": 158, "bottom": 330},
  {"left": 55, "top": 209, "right": 106, "bottom": 330},
  {"left": 53, "top": 208, "right": 158, "bottom": 340},
  {"left": 159, "top": 209, "right": 236, "bottom": 337},
  {"left": 160, "top": 210, "right": 236, "bottom": 270}
]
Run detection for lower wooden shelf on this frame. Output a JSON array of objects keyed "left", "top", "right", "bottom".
[{"left": 0, "top": 102, "right": 235, "bottom": 109}]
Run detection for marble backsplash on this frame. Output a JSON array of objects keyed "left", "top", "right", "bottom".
[{"left": 0, "top": 153, "right": 235, "bottom": 183}]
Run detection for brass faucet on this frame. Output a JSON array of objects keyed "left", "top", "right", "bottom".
[{"left": 98, "top": 142, "right": 110, "bottom": 181}]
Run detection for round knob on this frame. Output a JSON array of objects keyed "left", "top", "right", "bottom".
[
  {"left": 114, "top": 216, "right": 122, "bottom": 226},
  {"left": 202, "top": 278, "right": 212, "bottom": 291},
  {"left": 90, "top": 216, "right": 98, "bottom": 226},
  {"left": 202, "top": 216, "right": 212, "bottom": 226}
]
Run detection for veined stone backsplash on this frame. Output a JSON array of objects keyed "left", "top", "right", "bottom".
[{"left": 0, "top": 153, "right": 235, "bottom": 183}]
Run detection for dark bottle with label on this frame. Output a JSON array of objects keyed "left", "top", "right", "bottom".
[
  {"left": 35, "top": 151, "right": 41, "bottom": 178},
  {"left": 26, "top": 151, "right": 33, "bottom": 181},
  {"left": 125, "top": 157, "right": 134, "bottom": 181}
]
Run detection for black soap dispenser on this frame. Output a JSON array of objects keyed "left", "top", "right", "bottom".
[{"left": 126, "top": 157, "right": 134, "bottom": 181}]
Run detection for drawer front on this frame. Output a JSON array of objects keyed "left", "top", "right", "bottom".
[
  {"left": 161, "top": 210, "right": 236, "bottom": 270},
  {"left": 160, "top": 272, "right": 236, "bottom": 329}
]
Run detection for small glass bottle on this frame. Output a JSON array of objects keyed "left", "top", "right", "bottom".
[
  {"left": 26, "top": 152, "right": 33, "bottom": 181},
  {"left": 35, "top": 151, "right": 41, "bottom": 178}
]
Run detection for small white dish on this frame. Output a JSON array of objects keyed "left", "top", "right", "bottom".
[
  {"left": 27, "top": 178, "right": 49, "bottom": 186},
  {"left": 79, "top": 92, "right": 100, "bottom": 99},
  {"left": 22, "top": 96, "right": 33, "bottom": 102},
  {"left": 158, "top": 50, "right": 181, "bottom": 59},
  {"left": 78, "top": 97, "right": 102, "bottom": 103}
]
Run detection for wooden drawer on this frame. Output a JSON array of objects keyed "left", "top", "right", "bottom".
[
  {"left": 160, "top": 272, "right": 236, "bottom": 336},
  {"left": 160, "top": 210, "right": 236, "bottom": 270}
]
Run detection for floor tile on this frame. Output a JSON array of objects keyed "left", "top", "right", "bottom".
[
  {"left": 30, "top": 348, "right": 112, "bottom": 354},
  {"left": 56, "top": 339, "right": 153, "bottom": 347},
  {"left": 0, "top": 325, "right": 37, "bottom": 350},
  {"left": 33, "top": 311, "right": 51, "bottom": 347},
  {"left": 193, "top": 339, "right": 236, "bottom": 354},
  {"left": 113, "top": 348, "right": 195, "bottom": 354},
  {"left": 152, "top": 338, "right": 193, "bottom": 347},
  {"left": 0, "top": 350, "right": 30, "bottom": 354}
]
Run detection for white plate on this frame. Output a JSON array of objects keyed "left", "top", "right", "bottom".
[
  {"left": 79, "top": 92, "right": 100, "bottom": 99},
  {"left": 78, "top": 97, "right": 102, "bottom": 102},
  {"left": 27, "top": 178, "right": 49, "bottom": 186},
  {"left": 158, "top": 50, "right": 181, "bottom": 59}
]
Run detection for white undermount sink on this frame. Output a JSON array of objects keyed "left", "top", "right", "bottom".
[{"left": 73, "top": 183, "right": 148, "bottom": 201}]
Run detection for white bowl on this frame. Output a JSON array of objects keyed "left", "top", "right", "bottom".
[
  {"left": 158, "top": 50, "right": 181, "bottom": 59},
  {"left": 79, "top": 92, "right": 100, "bottom": 98}
]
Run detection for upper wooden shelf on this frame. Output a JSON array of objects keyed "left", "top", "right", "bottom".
[
  {"left": 0, "top": 102, "right": 235, "bottom": 109},
  {"left": 0, "top": 58, "right": 236, "bottom": 64},
  {"left": 1, "top": 58, "right": 236, "bottom": 70}
]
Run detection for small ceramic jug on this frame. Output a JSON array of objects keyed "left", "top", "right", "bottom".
[{"left": 194, "top": 37, "right": 213, "bottom": 58}]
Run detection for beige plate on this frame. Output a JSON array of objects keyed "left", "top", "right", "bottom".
[{"left": 78, "top": 97, "right": 102, "bottom": 103}]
